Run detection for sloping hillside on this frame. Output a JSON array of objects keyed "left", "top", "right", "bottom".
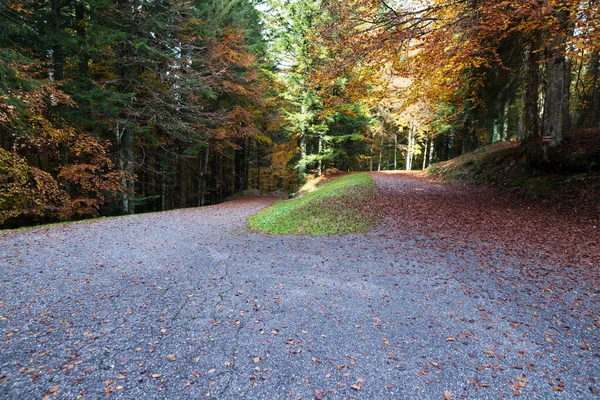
[{"left": 428, "top": 129, "right": 600, "bottom": 214}]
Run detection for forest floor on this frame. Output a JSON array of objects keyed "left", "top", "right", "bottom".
[{"left": 1, "top": 172, "right": 599, "bottom": 399}]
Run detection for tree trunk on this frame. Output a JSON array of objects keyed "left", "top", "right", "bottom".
[
  {"left": 199, "top": 146, "right": 209, "bottom": 206},
  {"left": 406, "top": 127, "right": 413, "bottom": 171},
  {"left": 428, "top": 137, "right": 435, "bottom": 166},
  {"left": 422, "top": 137, "right": 429, "bottom": 170},
  {"left": 492, "top": 119, "right": 501, "bottom": 143},
  {"left": 298, "top": 134, "right": 307, "bottom": 180},
  {"left": 75, "top": 0, "right": 89, "bottom": 79},
  {"left": 179, "top": 156, "right": 187, "bottom": 207},
  {"left": 502, "top": 101, "right": 509, "bottom": 141},
  {"left": 117, "top": 123, "right": 135, "bottom": 214},
  {"left": 393, "top": 133, "right": 397, "bottom": 170},
  {"left": 317, "top": 133, "right": 323, "bottom": 176},
  {"left": 587, "top": 52, "right": 600, "bottom": 127},
  {"left": 524, "top": 34, "right": 540, "bottom": 139},
  {"left": 51, "top": 0, "right": 65, "bottom": 81},
  {"left": 542, "top": 10, "right": 571, "bottom": 146},
  {"left": 377, "top": 135, "right": 384, "bottom": 171},
  {"left": 234, "top": 139, "right": 247, "bottom": 193}
]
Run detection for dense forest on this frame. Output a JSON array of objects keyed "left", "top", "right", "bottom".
[{"left": 1, "top": 0, "right": 599, "bottom": 227}]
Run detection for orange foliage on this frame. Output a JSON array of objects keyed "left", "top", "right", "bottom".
[{"left": 1, "top": 82, "right": 123, "bottom": 224}]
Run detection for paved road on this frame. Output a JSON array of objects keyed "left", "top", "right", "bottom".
[{"left": 1, "top": 172, "right": 598, "bottom": 399}]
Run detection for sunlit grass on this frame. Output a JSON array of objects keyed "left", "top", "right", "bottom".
[{"left": 249, "top": 173, "right": 378, "bottom": 235}]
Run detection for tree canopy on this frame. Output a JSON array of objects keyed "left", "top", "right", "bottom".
[{"left": 1, "top": 0, "right": 599, "bottom": 227}]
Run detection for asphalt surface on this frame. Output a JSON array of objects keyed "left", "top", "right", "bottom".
[{"left": 0, "top": 172, "right": 598, "bottom": 399}]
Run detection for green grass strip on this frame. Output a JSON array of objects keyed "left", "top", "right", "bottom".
[{"left": 249, "top": 173, "right": 378, "bottom": 235}]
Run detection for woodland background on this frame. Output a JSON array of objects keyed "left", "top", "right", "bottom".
[{"left": 1, "top": 0, "right": 599, "bottom": 228}]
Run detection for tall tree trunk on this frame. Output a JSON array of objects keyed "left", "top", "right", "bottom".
[
  {"left": 234, "top": 139, "right": 247, "bottom": 193},
  {"left": 51, "top": 0, "right": 65, "bottom": 81},
  {"left": 587, "top": 52, "right": 600, "bottom": 127},
  {"left": 179, "top": 156, "right": 187, "bottom": 207},
  {"left": 428, "top": 137, "right": 435, "bottom": 166},
  {"left": 502, "top": 101, "right": 509, "bottom": 141},
  {"left": 542, "top": 10, "right": 571, "bottom": 147},
  {"left": 524, "top": 33, "right": 540, "bottom": 140},
  {"left": 298, "top": 134, "right": 307, "bottom": 180},
  {"left": 75, "top": 0, "right": 89, "bottom": 79},
  {"left": 492, "top": 119, "right": 501, "bottom": 143},
  {"left": 317, "top": 133, "right": 323, "bottom": 176},
  {"left": 422, "top": 137, "right": 429, "bottom": 170},
  {"left": 198, "top": 146, "right": 209, "bottom": 206},
  {"left": 117, "top": 123, "right": 134, "bottom": 214},
  {"left": 406, "top": 127, "right": 413, "bottom": 171},
  {"left": 393, "top": 132, "right": 397, "bottom": 170},
  {"left": 377, "top": 135, "right": 384, "bottom": 171}
]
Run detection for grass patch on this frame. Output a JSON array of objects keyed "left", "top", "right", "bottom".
[{"left": 249, "top": 173, "right": 378, "bottom": 235}]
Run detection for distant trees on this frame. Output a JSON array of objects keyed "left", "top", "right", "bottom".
[
  {"left": 1, "top": 0, "right": 279, "bottom": 227},
  {"left": 316, "top": 0, "right": 600, "bottom": 168},
  {"left": 2, "top": 0, "right": 599, "bottom": 227}
]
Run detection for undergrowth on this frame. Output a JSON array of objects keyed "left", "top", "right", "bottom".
[{"left": 427, "top": 133, "right": 600, "bottom": 212}]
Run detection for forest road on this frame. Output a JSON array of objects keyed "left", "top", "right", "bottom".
[{"left": 0, "top": 171, "right": 598, "bottom": 399}]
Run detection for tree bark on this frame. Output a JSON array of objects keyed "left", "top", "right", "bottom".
[
  {"left": 524, "top": 34, "right": 540, "bottom": 139},
  {"left": 587, "top": 52, "right": 600, "bottom": 127},
  {"left": 317, "top": 133, "right": 323, "bottom": 176},
  {"left": 51, "top": 0, "right": 65, "bottom": 81},
  {"left": 234, "top": 139, "right": 248, "bottom": 193},
  {"left": 117, "top": 123, "right": 134, "bottom": 214},
  {"left": 393, "top": 132, "right": 397, "bottom": 170},
  {"left": 428, "top": 137, "right": 435, "bottom": 165},
  {"left": 406, "top": 127, "right": 413, "bottom": 171},
  {"left": 75, "top": 0, "right": 89, "bottom": 79},
  {"left": 422, "top": 137, "right": 429, "bottom": 170},
  {"left": 199, "top": 146, "right": 209, "bottom": 206},
  {"left": 377, "top": 135, "right": 383, "bottom": 171},
  {"left": 542, "top": 10, "right": 571, "bottom": 146},
  {"left": 298, "top": 133, "right": 307, "bottom": 180}
]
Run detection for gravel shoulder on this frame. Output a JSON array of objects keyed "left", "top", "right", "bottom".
[{"left": 0, "top": 174, "right": 598, "bottom": 399}]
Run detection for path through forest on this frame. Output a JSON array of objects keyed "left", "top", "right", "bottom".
[{"left": 0, "top": 172, "right": 598, "bottom": 399}]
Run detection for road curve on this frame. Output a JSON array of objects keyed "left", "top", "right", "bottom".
[{"left": 1, "top": 173, "right": 598, "bottom": 399}]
